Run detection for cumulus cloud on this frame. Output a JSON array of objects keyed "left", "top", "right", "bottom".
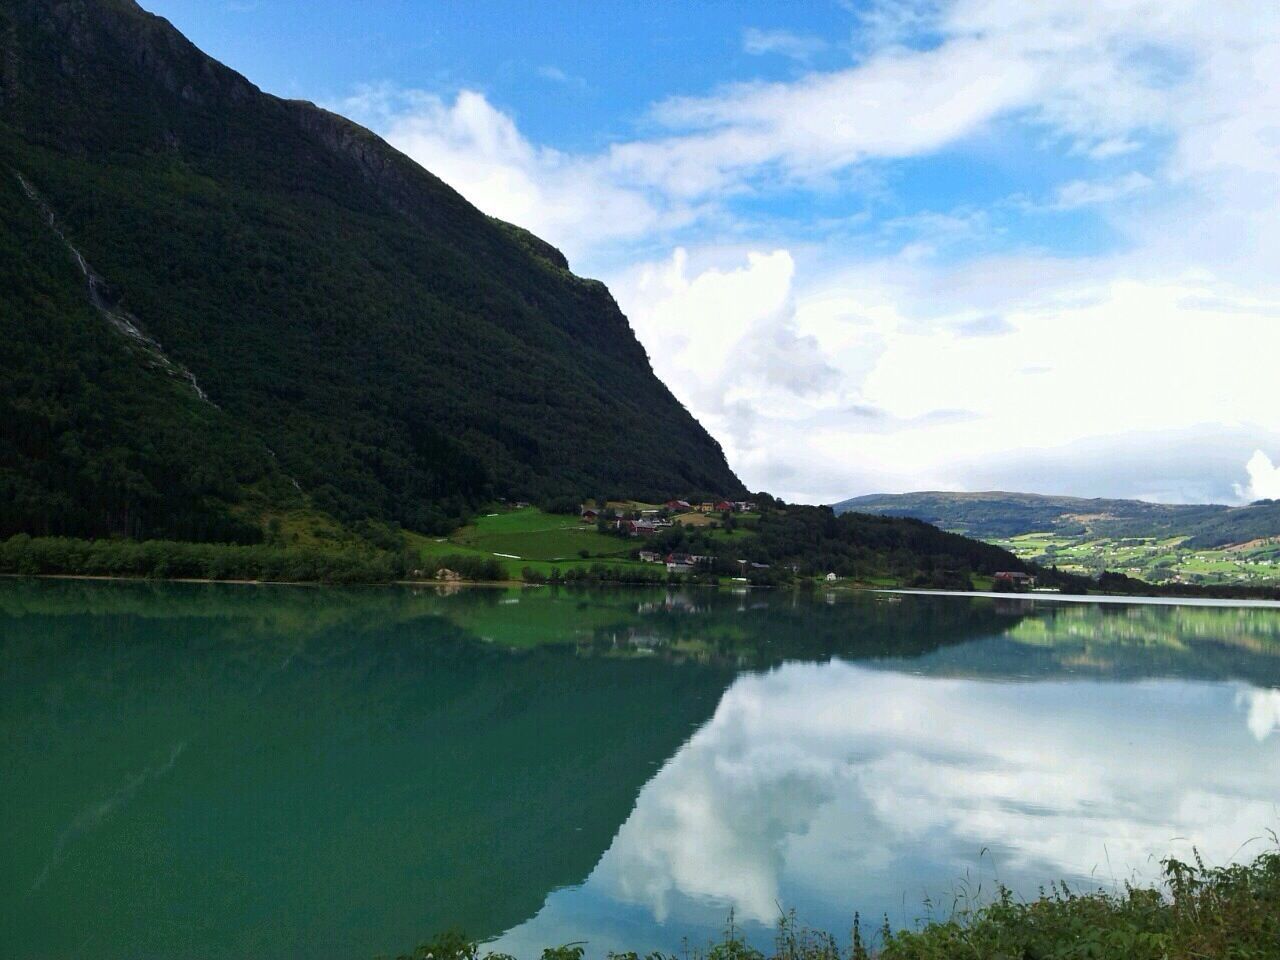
[
  {"left": 612, "top": 248, "right": 840, "bottom": 456},
  {"left": 1235, "top": 450, "right": 1280, "bottom": 503},
  {"left": 1240, "top": 687, "right": 1280, "bottom": 741},
  {"left": 609, "top": 245, "right": 1280, "bottom": 502},
  {"left": 338, "top": 85, "right": 684, "bottom": 263},
  {"left": 336, "top": 0, "right": 1280, "bottom": 502}
]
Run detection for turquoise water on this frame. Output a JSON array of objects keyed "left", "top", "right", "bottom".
[{"left": 2, "top": 580, "right": 1278, "bottom": 958}]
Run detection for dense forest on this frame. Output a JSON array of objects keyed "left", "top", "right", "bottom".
[{"left": 0, "top": 0, "right": 742, "bottom": 543}]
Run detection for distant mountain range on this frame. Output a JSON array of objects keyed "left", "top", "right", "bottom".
[
  {"left": 0, "top": 0, "right": 742, "bottom": 543},
  {"left": 835, "top": 491, "right": 1280, "bottom": 549}
]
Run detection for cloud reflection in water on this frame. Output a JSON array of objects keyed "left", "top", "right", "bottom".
[{"left": 494, "top": 659, "right": 1280, "bottom": 956}]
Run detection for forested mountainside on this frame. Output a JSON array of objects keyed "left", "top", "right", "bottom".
[
  {"left": 836, "top": 491, "right": 1280, "bottom": 548},
  {"left": 0, "top": 0, "right": 742, "bottom": 543}
]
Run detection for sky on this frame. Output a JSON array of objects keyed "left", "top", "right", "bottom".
[{"left": 144, "top": 0, "right": 1280, "bottom": 505}]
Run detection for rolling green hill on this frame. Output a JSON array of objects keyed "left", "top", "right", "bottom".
[
  {"left": 0, "top": 0, "right": 743, "bottom": 543},
  {"left": 836, "top": 491, "right": 1280, "bottom": 546},
  {"left": 836, "top": 491, "right": 1280, "bottom": 586}
]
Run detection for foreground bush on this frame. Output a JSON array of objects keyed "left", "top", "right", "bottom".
[{"left": 387, "top": 849, "right": 1280, "bottom": 960}]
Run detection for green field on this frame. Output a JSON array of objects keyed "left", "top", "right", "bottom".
[
  {"left": 451, "top": 509, "right": 636, "bottom": 561},
  {"left": 407, "top": 505, "right": 759, "bottom": 581},
  {"left": 408, "top": 507, "right": 652, "bottom": 580},
  {"left": 992, "top": 531, "right": 1280, "bottom": 586}
]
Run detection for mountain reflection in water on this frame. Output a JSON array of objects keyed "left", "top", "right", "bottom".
[{"left": 0, "top": 580, "right": 1277, "bottom": 959}]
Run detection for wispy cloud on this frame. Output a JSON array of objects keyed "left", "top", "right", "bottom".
[
  {"left": 741, "top": 27, "right": 827, "bottom": 61},
  {"left": 955, "top": 315, "right": 1014, "bottom": 337},
  {"left": 1046, "top": 172, "right": 1154, "bottom": 210},
  {"left": 536, "top": 64, "right": 588, "bottom": 90}
]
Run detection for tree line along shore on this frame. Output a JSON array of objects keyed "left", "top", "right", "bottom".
[{"left": 3, "top": 497, "right": 1280, "bottom": 602}]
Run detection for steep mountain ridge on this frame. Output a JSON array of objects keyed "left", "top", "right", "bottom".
[{"left": 0, "top": 0, "right": 742, "bottom": 541}]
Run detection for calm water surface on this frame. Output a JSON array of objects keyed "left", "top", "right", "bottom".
[{"left": 2, "top": 580, "right": 1279, "bottom": 959}]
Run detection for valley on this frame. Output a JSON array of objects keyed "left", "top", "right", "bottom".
[
  {"left": 992, "top": 531, "right": 1280, "bottom": 586},
  {"left": 838, "top": 491, "right": 1280, "bottom": 587}
]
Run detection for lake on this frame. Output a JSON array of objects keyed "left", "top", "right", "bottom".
[{"left": 2, "top": 580, "right": 1279, "bottom": 959}]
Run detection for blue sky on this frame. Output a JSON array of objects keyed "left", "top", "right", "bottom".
[
  {"left": 146, "top": 1, "right": 1280, "bottom": 505},
  {"left": 146, "top": 2, "right": 871, "bottom": 148}
]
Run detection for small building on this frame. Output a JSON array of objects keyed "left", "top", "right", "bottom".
[
  {"left": 638, "top": 550, "right": 661, "bottom": 563},
  {"left": 666, "top": 562, "right": 693, "bottom": 574},
  {"left": 993, "top": 571, "right": 1036, "bottom": 591},
  {"left": 580, "top": 508, "right": 598, "bottom": 522},
  {"left": 623, "top": 519, "right": 658, "bottom": 536},
  {"left": 825, "top": 572, "right": 837, "bottom": 582},
  {"left": 713, "top": 500, "right": 733, "bottom": 512},
  {"left": 697, "top": 501, "right": 717, "bottom": 513},
  {"left": 664, "top": 499, "right": 692, "bottom": 512}
]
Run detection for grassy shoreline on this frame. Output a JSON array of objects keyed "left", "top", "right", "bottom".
[{"left": 392, "top": 849, "right": 1280, "bottom": 960}]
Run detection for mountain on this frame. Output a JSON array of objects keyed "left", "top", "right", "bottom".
[
  {"left": 836, "top": 491, "right": 1280, "bottom": 549},
  {"left": 0, "top": 0, "right": 743, "bottom": 543}
]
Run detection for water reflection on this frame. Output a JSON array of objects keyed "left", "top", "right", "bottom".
[
  {"left": 1, "top": 581, "right": 1278, "bottom": 959},
  {"left": 1243, "top": 687, "right": 1280, "bottom": 739},
  {"left": 495, "top": 602, "right": 1280, "bottom": 957}
]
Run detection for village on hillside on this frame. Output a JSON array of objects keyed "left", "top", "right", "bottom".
[{"left": 579, "top": 498, "right": 759, "bottom": 573}]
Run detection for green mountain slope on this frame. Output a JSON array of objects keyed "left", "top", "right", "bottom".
[
  {"left": 0, "top": 0, "right": 742, "bottom": 542},
  {"left": 835, "top": 491, "right": 1280, "bottom": 547}
]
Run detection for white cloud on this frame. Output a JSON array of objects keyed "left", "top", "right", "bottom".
[
  {"left": 336, "top": 0, "right": 1280, "bottom": 502},
  {"left": 1084, "top": 136, "right": 1142, "bottom": 159},
  {"left": 620, "top": 38, "right": 1036, "bottom": 197},
  {"left": 613, "top": 248, "right": 840, "bottom": 458},
  {"left": 608, "top": 245, "right": 1280, "bottom": 503},
  {"left": 1236, "top": 450, "right": 1280, "bottom": 503},
  {"left": 741, "top": 28, "right": 827, "bottom": 61},
  {"left": 604, "top": 0, "right": 1280, "bottom": 207},
  {"left": 536, "top": 65, "right": 569, "bottom": 83},
  {"left": 1240, "top": 687, "right": 1280, "bottom": 741},
  {"left": 1046, "top": 172, "right": 1153, "bottom": 210},
  {"left": 339, "top": 85, "right": 684, "bottom": 263}
]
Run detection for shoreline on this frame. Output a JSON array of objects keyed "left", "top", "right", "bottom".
[
  {"left": 885, "top": 587, "right": 1280, "bottom": 609},
  {"left": 0, "top": 571, "right": 527, "bottom": 590},
  {"left": 6, "top": 572, "right": 1280, "bottom": 608}
]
